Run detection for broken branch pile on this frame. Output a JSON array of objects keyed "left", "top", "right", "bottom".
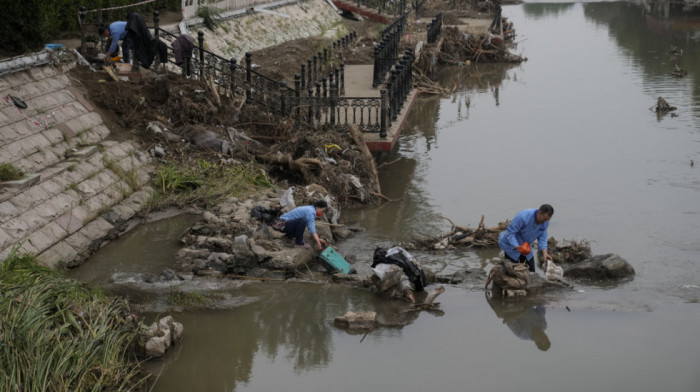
[
  {"left": 411, "top": 215, "right": 510, "bottom": 250},
  {"left": 438, "top": 27, "right": 525, "bottom": 65}
]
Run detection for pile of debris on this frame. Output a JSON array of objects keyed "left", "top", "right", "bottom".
[
  {"left": 409, "top": 215, "right": 509, "bottom": 250},
  {"left": 438, "top": 27, "right": 525, "bottom": 65}
]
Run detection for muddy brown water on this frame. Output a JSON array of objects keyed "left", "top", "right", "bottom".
[{"left": 69, "top": 2, "right": 700, "bottom": 391}]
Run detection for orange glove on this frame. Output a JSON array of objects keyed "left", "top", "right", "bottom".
[{"left": 517, "top": 242, "right": 531, "bottom": 255}]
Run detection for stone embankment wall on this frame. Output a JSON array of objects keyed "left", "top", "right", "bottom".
[
  {"left": 0, "top": 60, "right": 153, "bottom": 267},
  {"left": 194, "top": 0, "right": 345, "bottom": 60}
]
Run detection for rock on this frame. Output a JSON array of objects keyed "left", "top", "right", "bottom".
[
  {"left": 232, "top": 235, "right": 257, "bottom": 268},
  {"left": 436, "top": 269, "right": 486, "bottom": 285},
  {"left": 254, "top": 225, "right": 274, "bottom": 241},
  {"left": 178, "top": 272, "right": 194, "bottom": 281},
  {"left": 331, "top": 273, "right": 366, "bottom": 286},
  {"left": 176, "top": 248, "right": 211, "bottom": 260},
  {"left": 315, "top": 221, "right": 333, "bottom": 243},
  {"left": 190, "top": 222, "right": 214, "bottom": 236},
  {"left": 196, "top": 236, "right": 233, "bottom": 251},
  {"left": 196, "top": 269, "right": 223, "bottom": 277},
  {"left": 334, "top": 311, "right": 377, "bottom": 331},
  {"left": 141, "top": 316, "right": 184, "bottom": 357},
  {"left": 147, "top": 121, "right": 165, "bottom": 135},
  {"left": 331, "top": 226, "right": 352, "bottom": 240},
  {"left": 161, "top": 269, "right": 178, "bottom": 281},
  {"left": 247, "top": 267, "right": 269, "bottom": 278},
  {"left": 563, "top": 254, "right": 635, "bottom": 280},
  {"left": 152, "top": 145, "right": 165, "bottom": 157},
  {"left": 202, "top": 211, "right": 221, "bottom": 224}
]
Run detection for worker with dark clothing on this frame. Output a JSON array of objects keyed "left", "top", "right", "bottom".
[{"left": 498, "top": 204, "right": 554, "bottom": 272}]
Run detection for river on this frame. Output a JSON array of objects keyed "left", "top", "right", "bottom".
[{"left": 70, "top": 2, "right": 700, "bottom": 391}]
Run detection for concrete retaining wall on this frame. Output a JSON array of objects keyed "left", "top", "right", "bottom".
[
  {"left": 0, "top": 59, "right": 154, "bottom": 268},
  {"left": 193, "top": 0, "right": 344, "bottom": 60}
]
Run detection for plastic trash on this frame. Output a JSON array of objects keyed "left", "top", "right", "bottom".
[
  {"left": 545, "top": 259, "right": 564, "bottom": 282},
  {"left": 279, "top": 187, "right": 295, "bottom": 210}
]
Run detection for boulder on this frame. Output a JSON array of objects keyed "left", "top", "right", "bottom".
[
  {"left": 563, "top": 254, "right": 635, "bottom": 280},
  {"left": 334, "top": 311, "right": 377, "bottom": 332},
  {"left": 232, "top": 235, "right": 258, "bottom": 268},
  {"left": 331, "top": 226, "right": 352, "bottom": 240},
  {"left": 141, "top": 316, "right": 184, "bottom": 357}
]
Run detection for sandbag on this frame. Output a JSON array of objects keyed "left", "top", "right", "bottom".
[{"left": 485, "top": 260, "right": 530, "bottom": 291}]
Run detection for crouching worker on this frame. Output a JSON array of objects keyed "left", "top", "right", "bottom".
[
  {"left": 273, "top": 200, "right": 328, "bottom": 250},
  {"left": 498, "top": 204, "right": 554, "bottom": 272},
  {"left": 371, "top": 246, "right": 430, "bottom": 303}
]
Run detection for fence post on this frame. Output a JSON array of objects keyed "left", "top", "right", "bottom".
[
  {"left": 340, "top": 63, "right": 345, "bottom": 95},
  {"left": 313, "top": 55, "right": 318, "bottom": 80},
  {"left": 245, "top": 52, "right": 252, "bottom": 103},
  {"left": 230, "top": 58, "right": 237, "bottom": 96},
  {"left": 334, "top": 68, "right": 340, "bottom": 96},
  {"left": 79, "top": 6, "right": 87, "bottom": 55},
  {"left": 323, "top": 48, "right": 328, "bottom": 64},
  {"left": 315, "top": 82, "right": 322, "bottom": 120},
  {"left": 198, "top": 31, "right": 205, "bottom": 81},
  {"left": 300, "top": 64, "right": 306, "bottom": 89},
  {"left": 280, "top": 81, "right": 287, "bottom": 116},
  {"left": 380, "top": 89, "right": 387, "bottom": 139},
  {"left": 372, "top": 46, "right": 380, "bottom": 87},
  {"left": 294, "top": 74, "right": 301, "bottom": 121},
  {"left": 322, "top": 77, "right": 328, "bottom": 99},
  {"left": 329, "top": 71, "right": 334, "bottom": 89},
  {"left": 307, "top": 59, "right": 313, "bottom": 86},
  {"left": 390, "top": 70, "right": 398, "bottom": 120},
  {"left": 153, "top": 10, "right": 160, "bottom": 38},
  {"left": 308, "top": 88, "right": 314, "bottom": 124},
  {"left": 330, "top": 83, "right": 337, "bottom": 125}
]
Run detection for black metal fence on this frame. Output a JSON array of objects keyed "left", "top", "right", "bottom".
[
  {"left": 427, "top": 13, "right": 443, "bottom": 44},
  {"left": 300, "top": 32, "right": 356, "bottom": 93},
  {"left": 372, "top": 12, "right": 406, "bottom": 87},
  {"left": 154, "top": 23, "right": 390, "bottom": 135}
]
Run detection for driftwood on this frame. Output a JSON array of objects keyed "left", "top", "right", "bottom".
[
  {"left": 413, "top": 215, "right": 509, "bottom": 250},
  {"left": 653, "top": 97, "right": 677, "bottom": 113},
  {"left": 404, "top": 285, "right": 445, "bottom": 313},
  {"left": 334, "top": 286, "right": 446, "bottom": 332},
  {"left": 349, "top": 124, "right": 381, "bottom": 195},
  {"left": 671, "top": 65, "right": 687, "bottom": 78}
]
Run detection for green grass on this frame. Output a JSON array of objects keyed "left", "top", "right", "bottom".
[
  {"left": 0, "top": 246, "right": 149, "bottom": 391},
  {"left": 103, "top": 156, "right": 141, "bottom": 192},
  {"left": 0, "top": 163, "right": 24, "bottom": 181},
  {"left": 147, "top": 160, "right": 273, "bottom": 210}
]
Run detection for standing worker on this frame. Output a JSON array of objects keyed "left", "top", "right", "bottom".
[
  {"left": 100, "top": 21, "right": 130, "bottom": 63},
  {"left": 273, "top": 200, "right": 328, "bottom": 250},
  {"left": 499, "top": 204, "right": 554, "bottom": 272}
]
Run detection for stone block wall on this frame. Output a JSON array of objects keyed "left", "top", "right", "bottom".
[{"left": 0, "top": 61, "right": 154, "bottom": 268}]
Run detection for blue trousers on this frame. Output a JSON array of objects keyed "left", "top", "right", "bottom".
[{"left": 282, "top": 218, "right": 307, "bottom": 245}]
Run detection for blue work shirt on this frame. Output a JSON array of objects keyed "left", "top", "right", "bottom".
[
  {"left": 499, "top": 208, "right": 549, "bottom": 261},
  {"left": 280, "top": 205, "right": 317, "bottom": 234},
  {"left": 107, "top": 21, "right": 127, "bottom": 53}
]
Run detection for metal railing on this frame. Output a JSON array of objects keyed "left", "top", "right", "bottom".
[
  {"left": 300, "top": 32, "right": 356, "bottom": 93},
  {"left": 372, "top": 12, "right": 406, "bottom": 87},
  {"left": 154, "top": 23, "right": 389, "bottom": 135}
]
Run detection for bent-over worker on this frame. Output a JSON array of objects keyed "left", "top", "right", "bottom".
[
  {"left": 274, "top": 200, "right": 328, "bottom": 250},
  {"left": 100, "top": 21, "right": 130, "bottom": 62},
  {"left": 498, "top": 204, "right": 554, "bottom": 272}
]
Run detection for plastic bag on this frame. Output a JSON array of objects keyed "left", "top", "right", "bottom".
[
  {"left": 545, "top": 259, "right": 564, "bottom": 282},
  {"left": 279, "top": 187, "right": 296, "bottom": 211}
]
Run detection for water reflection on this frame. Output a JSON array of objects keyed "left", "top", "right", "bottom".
[
  {"left": 485, "top": 292, "right": 551, "bottom": 351},
  {"left": 522, "top": 3, "right": 575, "bottom": 20}
]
